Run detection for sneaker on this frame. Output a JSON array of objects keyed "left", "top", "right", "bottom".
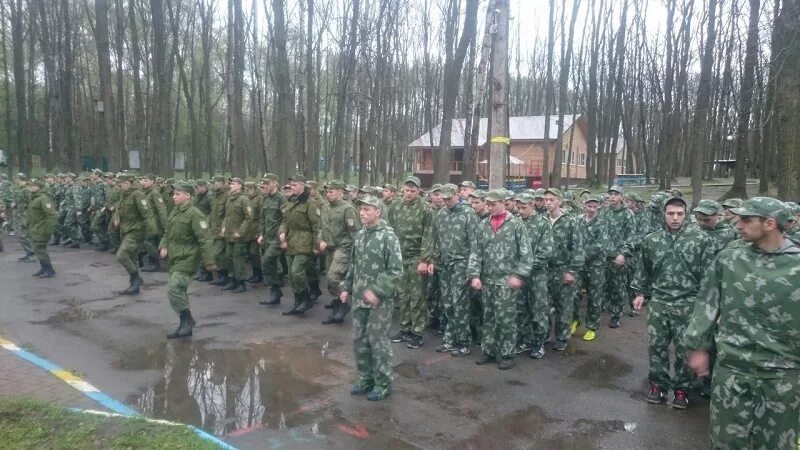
[
  {"left": 366, "top": 386, "right": 391, "bottom": 401},
  {"left": 515, "top": 342, "right": 532, "bottom": 354},
  {"left": 390, "top": 330, "right": 409, "bottom": 343},
  {"left": 529, "top": 344, "right": 545, "bottom": 359},
  {"left": 350, "top": 383, "right": 373, "bottom": 396},
  {"left": 669, "top": 389, "right": 689, "bottom": 410},
  {"left": 570, "top": 320, "right": 580, "bottom": 336},
  {"left": 552, "top": 340, "right": 568, "bottom": 351},
  {"left": 406, "top": 333, "right": 423, "bottom": 349},
  {"left": 475, "top": 354, "right": 496, "bottom": 365},
  {"left": 450, "top": 346, "right": 471, "bottom": 357},
  {"left": 628, "top": 310, "right": 640, "bottom": 317},
  {"left": 498, "top": 358, "right": 515, "bottom": 370},
  {"left": 435, "top": 343, "right": 456, "bottom": 353},
  {"left": 609, "top": 317, "right": 621, "bottom": 328},
  {"left": 582, "top": 329, "right": 597, "bottom": 341},
  {"left": 645, "top": 384, "right": 665, "bottom": 404}
]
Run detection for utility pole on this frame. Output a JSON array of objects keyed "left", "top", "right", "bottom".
[{"left": 488, "top": 0, "right": 509, "bottom": 189}]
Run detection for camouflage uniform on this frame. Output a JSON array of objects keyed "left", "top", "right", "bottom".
[
  {"left": 578, "top": 204, "right": 610, "bottom": 331},
  {"left": 603, "top": 197, "right": 636, "bottom": 323},
  {"left": 221, "top": 186, "right": 254, "bottom": 284},
  {"left": 342, "top": 212, "right": 403, "bottom": 395},
  {"left": 63, "top": 181, "right": 85, "bottom": 244},
  {"left": 631, "top": 219, "right": 715, "bottom": 393},
  {"left": 90, "top": 177, "right": 111, "bottom": 249},
  {"left": 13, "top": 180, "right": 34, "bottom": 256},
  {"left": 141, "top": 183, "right": 169, "bottom": 267},
  {"left": 468, "top": 205, "right": 533, "bottom": 361},
  {"left": 209, "top": 181, "right": 230, "bottom": 280},
  {"left": 518, "top": 209, "right": 554, "bottom": 349},
  {"left": 322, "top": 182, "right": 360, "bottom": 316},
  {"left": 26, "top": 186, "right": 57, "bottom": 266},
  {"left": 114, "top": 178, "right": 158, "bottom": 278},
  {"left": 546, "top": 204, "right": 585, "bottom": 345},
  {"left": 246, "top": 185, "right": 263, "bottom": 281},
  {"left": 279, "top": 181, "right": 322, "bottom": 303},
  {"left": 684, "top": 227, "right": 800, "bottom": 448},
  {"left": 259, "top": 181, "right": 286, "bottom": 295}
]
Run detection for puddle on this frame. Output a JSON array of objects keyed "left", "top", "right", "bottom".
[
  {"left": 454, "top": 405, "right": 559, "bottom": 449},
  {"left": 568, "top": 353, "right": 633, "bottom": 389},
  {"left": 539, "top": 418, "right": 627, "bottom": 449},
  {"left": 395, "top": 363, "right": 420, "bottom": 379},
  {"left": 29, "top": 302, "right": 116, "bottom": 325},
  {"left": 114, "top": 340, "right": 350, "bottom": 436}
]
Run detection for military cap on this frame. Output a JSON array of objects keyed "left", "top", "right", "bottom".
[
  {"left": 564, "top": 191, "right": 576, "bottom": 200},
  {"left": 173, "top": 181, "right": 194, "bottom": 195},
  {"left": 544, "top": 187, "right": 564, "bottom": 199},
  {"left": 784, "top": 201, "right": 800, "bottom": 216},
  {"left": 104, "top": 172, "right": 115, "bottom": 178},
  {"left": 91, "top": 168, "right": 103, "bottom": 175},
  {"left": 469, "top": 190, "right": 487, "bottom": 199},
  {"left": 288, "top": 174, "right": 306, "bottom": 182},
  {"left": 17, "top": 173, "right": 28, "bottom": 180},
  {"left": 0, "top": 173, "right": 7, "bottom": 179},
  {"left": 693, "top": 199, "right": 723, "bottom": 216},
  {"left": 356, "top": 195, "right": 384, "bottom": 210},
  {"left": 325, "top": 179, "right": 346, "bottom": 190},
  {"left": 210, "top": 175, "right": 226, "bottom": 183},
  {"left": 117, "top": 173, "right": 135, "bottom": 182},
  {"left": 345, "top": 184, "right": 358, "bottom": 192},
  {"left": 626, "top": 192, "right": 644, "bottom": 202},
  {"left": 383, "top": 184, "right": 397, "bottom": 193},
  {"left": 372, "top": 186, "right": 385, "bottom": 196},
  {"left": 484, "top": 189, "right": 507, "bottom": 202},
  {"left": 306, "top": 180, "right": 319, "bottom": 189},
  {"left": 731, "top": 197, "right": 794, "bottom": 226},
  {"left": 514, "top": 192, "right": 535, "bottom": 204},
  {"left": 439, "top": 185, "right": 457, "bottom": 198},
  {"left": 663, "top": 196, "right": 687, "bottom": 210},
  {"left": 229, "top": 177, "right": 244, "bottom": 185},
  {"left": 27, "top": 178, "right": 45, "bottom": 188},
  {"left": 584, "top": 194, "right": 602, "bottom": 203},
  {"left": 430, "top": 183, "right": 443, "bottom": 192},
  {"left": 360, "top": 185, "right": 375, "bottom": 194},
  {"left": 404, "top": 176, "right": 422, "bottom": 187},
  {"left": 141, "top": 173, "right": 156, "bottom": 180},
  {"left": 460, "top": 180, "right": 476, "bottom": 189},
  {"left": 721, "top": 198, "right": 744, "bottom": 209},
  {"left": 261, "top": 173, "right": 279, "bottom": 182},
  {"left": 164, "top": 178, "right": 174, "bottom": 184},
  {"left": 670, "top": 188, "right": 683, "bottom": 198},
  {"left": 195, "top": 179, "right": 208, "bottom": 186},
  {"left": 533, "top": 188, "right": 545, "bottom": 199},
  {"left": 648, "top": 193, "right": 666, "bottom": 209},
  {"left": 45, "top": 173, "right": 54, "bottom": 178},
  {"left": 608, "top": 185, "right": 625, "bottom": 195},
  {"left": 244, "top": 181, "right": 256, "bottom": 188},
  {"left": 579, "top": 189, "right": 592, "bottom": 197}
]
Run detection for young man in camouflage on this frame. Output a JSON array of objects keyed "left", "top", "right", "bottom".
[
  {"left": 543, "top": 188, "right": 585, "bottom": 352},
  {"left": 685, "top": 197, "right": 800, "bottom": 448},
  {"left": 245, "top": 182, "right": 264, "bottom": 284},
  {"left": 631, "top": 196, "right": 715, "bottom": 410},
  {"left": 159, "top": 182, "right": 216, "bottom": 339},
  {"left": 112, "top": 174, "right": 158, "bottom": 295},
  {"left": 575, "top": 195, "right": 609, "bottom": 342},
  {"left": 599, "top": 186, "right": 637, "bottom": 329},
  {"left": 208, "top": 176, "right": 231, "bottom": 286},
  {"left": 256, "top": 173, "right": 286, "bottom": 306},
  {"left": 26, "top": 180, "right": 58, "bottom": 278},
  {"left": 220, "top": 177, "right": 253, "bottom": 293},
  {"left": 341, "top": 195, "right": 402, "bottom": 401},
  {"left": 426, "top": 184, "right": 447, "bottom": 333},
  {"left": 430, "top": 184, "right": 478, "bottom": 357},
  {"left": 691, "top": 199, "right": 738, "bottom": 255},
  {"left": 513, "top": 193, "right": 553, "bottom": 357},
  {"left": 319, "top": 180, "right": 360, "bottom": 324},
  {"left": 139, "top": 174, "right": 169, "bottom": 271},
  {"left": 12, "top": 174, "right": 36, "bottom": 261},
  {"left": 468, "top": 190, "right": 533, "bottom": 369}
]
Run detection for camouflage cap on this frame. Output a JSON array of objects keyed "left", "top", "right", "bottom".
[
  {"left": 439, "top": 185, "right": 457, "bottom": 198},
  {"left": 670, "top": 188, "right": 683, "bottom": 198},
  {"left": 104, "top": 172, "right": 115, "bottom": 178},
  {"left": 544, "top": 187, "right": 563, "bottom": 199},
  {"left": 484, "top": 189, "right": 507, "bottom": 203},
  {"left": 579, "top": 189, "right": 592, "bottom": 196},
  {"left": 501, "top": 189, "right": 515, "bottom": 200},
  {"left": 533, "top": 188, "right": 545, "bottom": 199},
  {"left": 584, "top": 194, "right": 602, "bottom": 204},
  {"left": 244, "top": 181, "right": 256, "bottom": 188},
  {"left": 356, "top": 195, "right": 384, "bottom": 210},
  {"left": 564, "top": 191, "right": 576, "bottom": 200},
  {"left": 383, "top": 184, "right": 397, "bottom": 192},
  {"left": 27, "top": 178, "right": 46, "bottom": 188},
  {"left": 721, "top": 198, "right": 744, "bottom": 209},
  {"left": 731, "top": 197, "right": 793, "bottom": 226},
  {"left": 325, "top": 179, "right": 346, "bottom": 190},
  {"left": 67, "top": 172, "right": 77, "bottom": 178},
  {"left": 663, "top": 196, "right": 687, "bottom": 210},
  {"left": 117, "top": 173, "right": 135, "bottom": 182},
  {"left": 693, "top": 199, "right": 722, "bottom": 215},
  {"left": 345, "top": 184, "right": 358, "bottom": 192},
  {"left": 785, "top": 201, "right": 800, "bottom": 216},
  {"left": 404, "top": 176, "right": 422, "bottom": 187},
  {"left": 626, "top": 192, "right": 644, "bottom": 202},
  {"left": 372, "top": 186, "right": 385, "bottom": 196},
  {"left": 210, "top": 175, "right": 226, "bottom": 183},
  {"left": 195, "top": 179, "right": 208, "bottom": 186},
  {"left": 469, "top": 190, "right": 487, "bottom": 199},
  {"left": 229, "top": 177, "right": 244, "bottom": 185},
  {"left": 430, "top": 183, "right": 444, "bottom": 192},
  {"left": 608, "top": 185, "right": 624, "bottom": 195},
  {"left": 261, "top": 173, "right": 279, "bottom": 182},
  {"left": 16, "top": 173, "right": 28, "bottom": 180},
  {"left": 514, "top": 192, "right": 535, "bottom": 204},
  {"left": 173, "top": 181, "right": 194, "bottom": 195},
  {"left": 648, "top": 193, "right": 666, "bottom": 209},
  {"left": 288, "top": 174, "right": 306, "bottom": 182},
  {"left": 141, "top": 173, "right": 156, "bottom": 180},
  {"left": 460, "top": 180, "right": 476, "bottom": 189},
  {"left": 165, "top": 178, "right": 174, "bottom": 184},
  {"left": 306, "top": 180, "right": 319, "bottom": 189}
]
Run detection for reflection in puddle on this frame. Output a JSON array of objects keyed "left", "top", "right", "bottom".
[{"left": 115, "top": 340, "right": 348, "bottom": 436}]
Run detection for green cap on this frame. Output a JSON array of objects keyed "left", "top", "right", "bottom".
[
  {"left": 244, "top": 181, "right": 256, "bottom": 188},
  {"left": 325, "top": 179, "right": 346, "bottom": 190},
  {"left": 356, "top": 195, "right": 384, "bottom": 209},
  {"left": 27, "top": 178, "right": 45, "bottom": 188},
  {"left": 564, "top": 191, "right": 576, "bottom": 200},
  {"left": 430, "top": 183, "right": 443, "bottom": 192},
  {"left": 17, "top": 173, "right": 28, "bottom": 180},
  {"left": 141, "top": 173, "right": 156, "bottom": 180},
  {"left": 693, "top": 199, "right": 722, "bottom": 215},
  {"left": 229, "top": 177, "right": 244, "bottom": 185},
  {"left": 306, "top": 180, "right": 319, "bottom": 189},
  {"left": 721, "top": 198, "right": 744, "bottom": 209},
  {"left": 584, "top": 194, "right": 602, "bottom": 204},
  {"left": 544, "top": 187, "right": 563, "bottom": 199},
  {"left": 117, "top": 173, "right": 135, "bottom": 182},
  {"left": 514, "top": 192, "right": 535, "bottom": 204},
  {"left": 663, "top": 196, "right": 687, "bottom": 210},
  {"left": 383, "top": 184, "right": 397, "bottom": 192},
  {"left": 579, "top": 189, "right": 591, "bottom": 196},
  {"left": 211, "top": 175, "right": 226, "bottom": 183},
  {"left": 627, "top": 193, "right": 643, "bottom": 202},
  {"left": 731, "top": 197, "right": 793, "bottom": 226},
  {"left": 173, "top": 182, "right": 194, "bottom": 195},
  {"left": 439, "top": 185, "right": 457, "bottom": 198},
  {"left": 533, "top": 189, "right": 545, "bottom": 199},
  {"left": 469, "top": 190, "right": 487, "bottom": 199},
  {"left": 288, "top": 174, "right": 306, "bottom": 182},
  {"left": 404, "top": 176, "right": 422, "bottom": 187},
  {"left": 670, "top": 188, "right": 683, "bottom": 197},
  {"left": 195, "top": 179, "right": 208, "bottom": 186},
  {"left": 460, "top": 180, "right": 476, "bottom": 189},
  {"left": 261, "top": 173, "right": 279, "bottom": 182},
  {"left": 484, "top": 189, "right": 507, "bottom": 203},
  {"left": 608, "top": 185, "right": 624, "bottom": 195},
  {"left": 784, "top": 201, "right": 800, "bottom": 216}
]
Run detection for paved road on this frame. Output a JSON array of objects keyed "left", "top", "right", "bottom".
[{"left": 0, "top": 236, "right": 709, "bottom": 449}]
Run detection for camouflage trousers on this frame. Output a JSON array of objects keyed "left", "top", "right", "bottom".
[
  {"left": 286, "top": 253, "right": 314, "bottom": 295},
  {"left": 709, "top": 365, "right": 799, "bottom": 450},
  {"left": 439, "top": 262, "right": 472, "bottom": 347},
  {"left": 55, "top": 208, "right": 67, "bottom": 240},
  {"left": 427, "top": 271, "right": 443, "bottom": 322},
  {"left": 32, "top": 239, "right": 50, "bottom": 265},
  {"left": 63, "top": 209, "right": 83, "bottom": 242},
  {"left": 260, "top": 239, "right": 283, "bottom": 287},
  {"left": 167, "top": 271, "right": 191, "bottom": 314},
  {"left": 469, "top": 290, "right": 483, "bottom": 345},
  {"left": 225, "top": 241, "right": 249, "bottom": 280},
  {"left": 481, "top": 283, "right": 519, "bottom": 359},
  {"left": 397, "top": 261, "right": 427, "bottom": 335},
  {"left": 117, "top": 232, "right": 145, "bottom": 276},
  {"left": 352, "top": 303, "right": 394, "bottom": 391},
  {"left": 519, "top": 271, "right": 549, "bottom": 346},
  {"left": 248, "top": 241, "right": 260, "bottom": 271},
  {"left": 91, "top": 211, "right": 111, "bottom": 248},
  {"left": 13, "top": 214, "right": 32, "bottom": 254},
  {"left": 212, "top": 238, "right": 230, "bottom": 272},
  {"left": 547, "top": 268, "right": 579, "bottom": 343},
  {"left": 605, "top": 260, "right": 630, "bottom": 320},
  {"left": 325, "top": 247, "right": 350, "bottom": 298},
  {"left": 647, "top": 300, "right": 694, "bottom": 390},
  {"left": 577, "top": 259, "right": 606, "bottom": 330}
]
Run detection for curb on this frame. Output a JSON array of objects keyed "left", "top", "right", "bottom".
[{"left": 0, "top": 336, "right": 236, "bottom": 450}]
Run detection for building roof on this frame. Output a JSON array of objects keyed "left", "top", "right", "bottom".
[{"left": 408, "top": 114, "right": 582, "bottom": 148}]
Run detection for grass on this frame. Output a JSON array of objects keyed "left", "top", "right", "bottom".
[{"left": 0, "top": 398, "right": 224, "bottom": 449}]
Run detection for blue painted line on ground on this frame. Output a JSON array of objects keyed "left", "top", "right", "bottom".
[
  {"left": 83, "top": 391, "right": 140, "bottom": 417},
  {"left": 12, "top": 348, "right": 61, "bottom": 372},
  {"left": 188, "top": 426, "right": 239, "bottom": 450}
]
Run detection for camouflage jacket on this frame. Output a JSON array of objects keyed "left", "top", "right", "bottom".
[
  {"left": 605, "top": 204, "right": 636, "bottom": 258},
  {"left": 247, "top": 192, "right": 262, "bottom": 241},
  {"left": 323, "top": 199, "right": 359, "bottom": 250},
  {"left": 260, "top": 191, "right": 285, "bottom": 240},
  {"left": 115, "top": 188, "right": 158, "bottom": 237},
  {"left": 630, "top": 224, "right": 715, "bottom": 304},
  {"left": 193, "top": 191, "right": 212, "bottom": 216},
  {"left": 142, "top": 186, "right": 168, "bottom": 233},
  {"left": 581, "top": 214, "right": 610, "bottom": 263},
  {"left": 683, "top": 240, "right": 800, "bottom": 377},
  {"left": 159, "top": 202, "right": 215, "bottom": 274},
  {"left": 209, "top": 188, "right": 228, "bottom": 237},
  {"left": 342, "top": 220, "right": 403, "bottom": 309},
  {"left": 27, "top": 191, "right": 57, "bottom": 240},
  {"left": 519, "top": 213, "right": 554, "bottom": 272},
  {"left": 433, "top": 200, "right": 477, "bottom": 265},
  {"left": 279, "top": 189, "right": 321, "bottom": 255},
  {"left": 386, "top": 196, "right": 433, "bottom": 263},
  {"left": 694, "top": 220, "right": 739, "bottom": 255},
  {"left": 221, "top": 191, "right": 254, "bottom": 241},
  {"left": 468, "top": 212, "right": 533, "bottom": 285},
  {"left": 547, "top": 210, "right": 585, "bottom": 273}
]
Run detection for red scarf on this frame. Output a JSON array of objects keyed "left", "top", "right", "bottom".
[{"left": 490, "top": 212, "right": 507, "bottom": 233}]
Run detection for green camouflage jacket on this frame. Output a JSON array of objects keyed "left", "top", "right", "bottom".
[
  {"left": 433, "top": 200, "right": 477, "bottom": 265},
  {"left": 193, "top": 190, "right": 212, "bottom": 216},
  {"left": 115, "top": 188, "right": 157, "bottom": 237},
  {"left": 386, "top": 196, "right": 433, "bottom": 263},
  {"left": 683, "top": 240, "right": 800, "bottom": 377},
  {"left": 260, "top": 191, "right": 285, "bottom": 240},
  {"left": 605, "top": 204, "right": 636, "bottom": 258},
  {"left": 159, "top": 202, "right": 215, "bottom": 274},
  {"left": 468, "top": 212, "right": 533, "bottom": 285},
  {"left": 323, "top": 199, "right": 360, "bottom": 250},
  {"left": 27, "top": 191, "right": 57, "bottom": 240},
  {"left": 222, "top": 190, "right": 254, "bottom": 241},
  {"left": 581, "top": 214, "right": 610, "bottom": 263},
  {"left": 209, "top": 188, "right": 228, "bottom": 237},
  {"left": 547, "top": 210, "right": 585, "bottom": 273},
  {"left": 279, "top": 189, "right": 321, "bottom": 255},
  {"left": 520, "top": 213, "right": 554, "bottom": 271},
  {"left": 342, "top": 220, "right": 403, "bottom": 308},
  {"left": 142, "top": 186, "right": 168, "bottom": 233},
  {"left": 694, "top": 220, "right": 739, "bottom": 255}
]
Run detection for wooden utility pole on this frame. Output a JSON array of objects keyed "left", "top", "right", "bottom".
[{"left": 488, "top": 0, "right": 509, "bottom": 189}]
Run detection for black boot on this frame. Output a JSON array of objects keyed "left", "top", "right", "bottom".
[
  {"left": 231, "top": 279, "right": 247, "bottom": 294},
  {"left": 321, "top": 301, "right": 340, "bottom": 324},
  {"left": 141, "top": 256, "right": 159, "bottom": 272},
  {"left": 32, "top": 262, "right": 46, "bottom": 277},
  {"left": 119, "top": 274, "right": 142, "bottom": 295},
  {"left": 247, "top": 269, "right": 263, "bottom": 284},
  {"left": 167, "top": 310, "right": 194, "bottom": 339},
  {"left": 260, "top": 286, "right": 282, "bottom": 305},
  {"left": 50, "top": 234, "right": 61, "bottom": 246},
  {"left": 39, "top": 263, "right": 56, "bottom": 278},
  {"left": 309, "top": 281, "right": 322, "bottom": 303},
  {"left": 17, "top": 252, "right": 34, "bottom": 263},
  {"left": 221, "top": 278, "right": 239, "bottom": 291},
  {"left": 334, "top": 301, "right": 351, "bottom": 322},
  {"left": 67, "top": 241, "right": 80, "bottom": 249},
  {"left": 282, "top": 293, "right": 306, "bottom": 316},
  {"left": 209, "top": 271, "right": 229, "bottom": 286},
  {"left": 293, "top": 292, "right": 314, "bottom": 316},
  {"left": 193, "top": 267, "right": 211, "bottom": 282}
]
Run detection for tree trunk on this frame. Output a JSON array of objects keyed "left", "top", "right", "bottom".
[
  {"left": 488, "top": 0, "right": 509, "bottom": 189},
  {"left": 10, "top": 0, "right": 27, "bottom": 173},
  {"left": 776, "top": 0, "right": 800, "bottom": 200},
  {"left": 541, "top": 0, "right": 556, "bottom": 187},
  {"left": 114, "top": 0, "right": 127, "bottom": 169},
  {"left": 95, "top": 0, "right": 120, "bottom": 171},
  {"left": 552, "top": 0, "right": 582, "bottom": 188},
  {"left": 271, "top": 0, "right": 295, "bottom": 178},
  {"left": 464, "top": 4, "right": 493, "bottom": 183},
  {"left": 689, "top": 0, "right": 717, "bottom": 206}
]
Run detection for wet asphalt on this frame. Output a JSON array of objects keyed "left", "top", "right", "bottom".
[{"left": 0, "top": 239, "right": 709, "bottom": 449}]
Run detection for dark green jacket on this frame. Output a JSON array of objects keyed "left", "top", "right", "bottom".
[
  {"left": 386, "top": 196, "right": 433, "bottom": 263},
  {"left": 27, "top": 191, "right": 57, "bottom": 240},
  {"left": 279, "top": 189, "right": 321, "bottom": 255},
  {"left": 221, "top": 191, "right": 254, "bottom": 241},
  {"left": 159, "top": 202, "right": 215, "bottom": 274},
  {"left": 260, "top": 191, "right": 285, "bottom": 240},
  {"left": 115, "top": 188, "right": 158, "bottom": 237},
  {"left": 193, "top": 190, "right": 212, "bottom": 216},
  {"left": 323, "top": 199, "right": 360, "bottom": 250},
  {"left": 143, "top": 186, "right": 168, "bottom": 233},
  {"left": 209, "top": 188, "right": 228, "bottom": 238}
]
